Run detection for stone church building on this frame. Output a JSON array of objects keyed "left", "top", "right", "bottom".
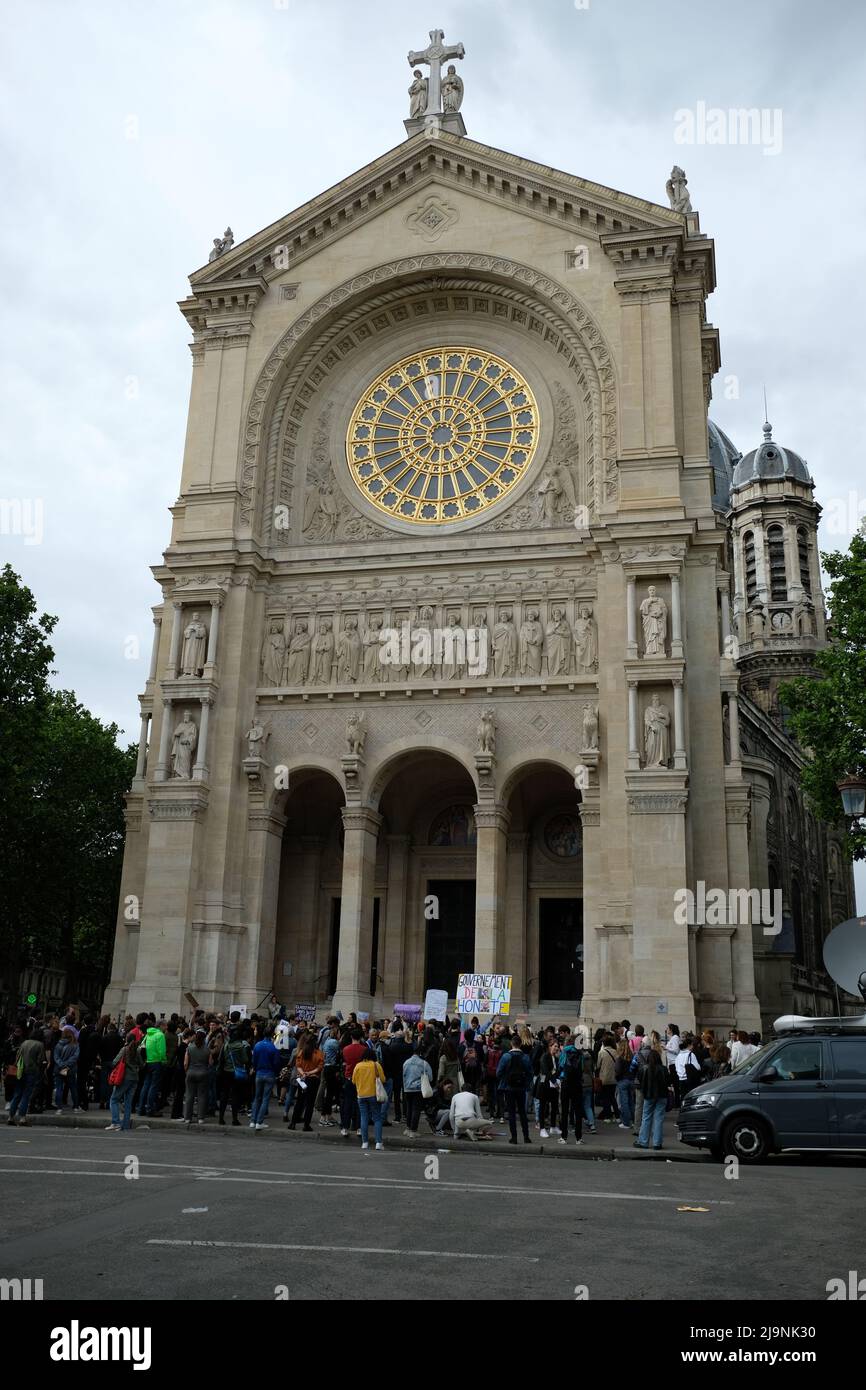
[{"left": 104, "top": 35, "right": 855, "bottom": 1034}]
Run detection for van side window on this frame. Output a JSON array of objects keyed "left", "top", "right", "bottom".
[
  {"left": 829, "top": 1041, "right": 866, "bottom": 1079},
  {"left": 767, "top": 1042, "right": 822, "bottom": 1081}
]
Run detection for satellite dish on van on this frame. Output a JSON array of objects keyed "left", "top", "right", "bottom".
[{"left": 822, "top": 916, "right": 866, "bottom": 1001}]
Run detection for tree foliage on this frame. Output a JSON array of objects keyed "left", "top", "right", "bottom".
[
  {"left": 781, "top": 529, "right": 866, "bottom": 861},
  {"left": 0, "top": 565, "right": 135, "bottom": 1007}
]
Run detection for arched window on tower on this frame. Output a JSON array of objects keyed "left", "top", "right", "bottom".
[
  {"left": 797, "top": 527, "right": 812, "bottom": 595},
  {"left": 767, "top": 524, "right": 787, "bottom": 601},
  {"left": 743, "top": 530, "right": 757, "bottom": 603}
]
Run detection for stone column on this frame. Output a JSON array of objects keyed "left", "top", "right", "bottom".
[
  {"left": 154, "top": 699, "right": 173, "bottom": 782},
  {"left": 626, "top": 577, "right": 638, "bottom": 657},
  {"left": 627, "top": 681, "right": 640, "bottom": 770},
  {"left": 234, "top": 801, "right": 287, "bottom": 1006},
  {"left": 381, "top": 835, "right": 410, "bottom": 1005},
  {"left": 167, "top": 601, "right": 183, "bottom": 677},
  {"left": 719, "top": 588, "right": 732, "bottom": 653},
  {"left": 192, "top": 698, "right": 211, "bottom": 781},
  {"left": 669, "top": 572, "right": 684, "bottom": 658},
  {"left": 728, "top": 692, "right": 741, "bottom": 768},
  {"left": 147, "top": 614, "right": 162, "bottom": 682},
  {"left": 332, "top": 806, "right": 382, "bottom": 1014},
  {"left": 205, "top": 597, "right": 222, "bottom": 673},
  {"left": 783, "top": 519, "right": 800, "bottom": 599},
  {"left": 473, "top": 804, "right": 510, "bottom": 972},
  {"left": 673, "top": 680, "right": 687, "bottom": 771},
  {"left": 134, "top": 712, "right": 150, "bottom": 781},
  {"left": 753, "top": 525, "right": 769, "bottom": 602},
  {"left": 503, "top": 833, "right": 529, "bottom": 1012}
]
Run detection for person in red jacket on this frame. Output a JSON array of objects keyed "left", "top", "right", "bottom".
[{"left": 339, "top": 1028, "right": 368, "bottom": 1136}]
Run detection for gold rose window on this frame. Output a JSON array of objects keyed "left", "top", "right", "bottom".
[{"left": 346, "top": 347, "right": 539, "bottom": 524}]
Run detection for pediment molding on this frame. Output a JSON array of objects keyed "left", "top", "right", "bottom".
[{"left": 188, "top": 133, "right": 686, "bottom": 291}]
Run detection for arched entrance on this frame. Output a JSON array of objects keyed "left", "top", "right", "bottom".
[
  {"left": 504, "top": 762, "right": 583, "bottom": 1010},
  {"left": 272, "top": 769, "right": 345, "bottom": 1007}
]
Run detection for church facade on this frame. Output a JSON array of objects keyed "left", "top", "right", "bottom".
[{"left": 104, "top": 43, "right": 855, "bottom": 1033}]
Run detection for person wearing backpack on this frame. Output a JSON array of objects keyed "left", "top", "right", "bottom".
[
  {"left": 674, "top": 1033, "right": 703, "bottom": 1099},
  {"left": 218, "top": 1026, "right": 251, "bottom": 1126},
  {"left": 595, "top": 1034, "right": 618, "bottom": 1122},
  {"left": 460, "top": 1028, "right": 482, "bottom": 1095},
  {"left": 496, "top": 1039, "right": 533, "bottom": 1144},
  {"left": 484, "top": 1037, "right": 502, "bottom": 1118}
]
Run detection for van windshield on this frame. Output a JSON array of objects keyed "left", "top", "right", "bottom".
[{"left": 731, "top": 1044, "right": 773, "bottom": 1075}]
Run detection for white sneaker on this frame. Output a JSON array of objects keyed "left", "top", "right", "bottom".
[
  {"left": 375, "top": 1142, "right": 384, "bottom": 1150},
  {"left": 197, "top": 1120, "right": 204, "bottom": 1126},
  {"left": 402, "top": 1128, "right": 414, "bottom": 1137},
  {"left": 104, "top": 1123, "right": 119, "bottom": 1131},
  {"left": 557, "top": 1136, "right": 566, "bottom": 1145},
  {"left": 540, "top": 1129, "right": 549, "bottom": 1138},
  {"left": 340, "top": 1128, "right": 349, "bottom": 1137},
  {"left": 618, "top": 1123, "right": 629, "bottom": 1129},
  {"left": 55, "top": 1108, "right": 62, "bottom": 1115},
  {"left": 552, "top": 1127, "right": 562, "bottom": 1135},
  {"left": 256, "top": 1123, "right": 268, "bottom": 1130},
  {"left": 361, "top": 1142, "right": 369, "bottom": 1150},
  {"left": 574, "top": 1138, "right": 583, "bottom": 1146},
  {"left": 249, "top": 1121, "right": 256, "bottom": 1128}
]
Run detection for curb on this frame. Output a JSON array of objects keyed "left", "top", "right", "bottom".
[{"left": 8, "top": 1113, "right": 708, "bottom": 1163}]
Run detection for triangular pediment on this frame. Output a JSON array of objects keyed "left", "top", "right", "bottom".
[{"left": 189, "top": 129, "right": 685, "bottom": 289}]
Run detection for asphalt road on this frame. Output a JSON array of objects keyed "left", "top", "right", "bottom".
[{"left": 1, "top": 1125, "right": 861, "bottom": 1302}]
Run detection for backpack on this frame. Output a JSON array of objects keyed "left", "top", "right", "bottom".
[
  {"left": 505, "top": 1051, "right": 526, "bottom": 1090},
  {"left": 463, "top": 1044, "right": 479, "bottom": 1071},
  {"left": 566, "top": 1047, "right": 583, "bottom": 1075},
  {"left": 615, "top": 1054, "right": 630, "bottom": 1081}
]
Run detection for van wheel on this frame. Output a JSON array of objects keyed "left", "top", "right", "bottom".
[{"left": 721, "top": 1116, "right": 770, "bottom": 1164}]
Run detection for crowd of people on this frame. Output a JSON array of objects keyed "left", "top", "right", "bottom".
[{"left": 3, "top": 1002, "right": 763, "bottom": 1151}]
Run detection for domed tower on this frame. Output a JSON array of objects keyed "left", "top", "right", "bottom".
[{"left": 728, "top": 418, "right": 826, "bottom": 718}]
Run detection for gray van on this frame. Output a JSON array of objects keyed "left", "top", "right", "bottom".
[{"left": 677, "top": 1017, "right": 866, "bottom": 1162}]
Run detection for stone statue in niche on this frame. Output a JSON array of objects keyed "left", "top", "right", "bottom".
[
  {"left": 302, "top": 474, "right": 339, "bottom": 542},
  {"left": 335, "top": 616, "right": 361, "bottom": 683},
  {"left": 180, "top": 612, "right": 208, "bottom": 676},
  {"left": 441, "top": 612, "right": 466, "bottom": 681},
  {"left": 580, "top": 702, "right": 599, "bottom": 752},
  {"left": 285, "top": 620, "right": 311, "bottom": 685},
  {"left": 643, "top": 694, "right": 671, "bottom": 768},
  {"left": 477, "top": 707, "right": 496, "bottom": 754},
  {"left": 640, "top": 586, "right": 668, "bottom": 658},
  {"left": 573, "top": 603, "right": 598, "bottom": 672},
  {"left": 310, "top": 618, "right": 335, "bottom": 685},
  {"left": 363, "top": 615, "right": 385, "bottom": 683},
  {"left": 537, "top": 470, "right": 560, "bottom": 525},
  {"left": 345, "top": 711, "right": 366, "bottom": 756},
  {"left": 261, "top": 619, "right": 286, "bottom": 687},
  {"left": 492, "top": 608, "right": 517, "bottom": 678},
  {"left": 519, "top": 607, "right": 544, "bottom": 676},
  {"left": 171, "top": 709, "right": 198, "bottom": 779},
  {"left": 245, "top": 717, "right": 268, "bottom": 760},
  {"left": 413, "top": 606, "right": 435, "bottom": 680},
  {"left": 545, "top": 607, "right": 572, "bottom": 676}
]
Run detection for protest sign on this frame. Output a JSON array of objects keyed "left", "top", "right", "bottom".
[
  {"left": 294, "top": 1004, "right": 317, "bottom": 1022},
  {"left": 422, "top": 989, "right": 448, "bottom": 1022},
  {"left": 393, "top": 1002, "right": 423, "bottom": 1022},
  {"left": 455, "top": 973, "right": 512, "bottom": 1016},
  {"left": 229, "top": 1003, "right": 249, "bottom": 1019}
]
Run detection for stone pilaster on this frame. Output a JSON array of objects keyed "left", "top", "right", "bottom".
[
  {"left": 332, "top": 806, "right": 382, "bottom": 1015},
  {"left": 473, "top": 804, "right": 510, "bottom": 973}
]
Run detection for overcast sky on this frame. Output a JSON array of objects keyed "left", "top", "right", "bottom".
[{"left": 3, "top": 0, "right": 864, "bottom": 904}]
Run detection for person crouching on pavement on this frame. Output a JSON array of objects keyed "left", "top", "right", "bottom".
[{"left": 450, "top": 1087, "right": 494, "bottom": 1141}]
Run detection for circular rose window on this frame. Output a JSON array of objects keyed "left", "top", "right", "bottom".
[{"left": 345, "top": 347, "right": 539, "bottom": 525}]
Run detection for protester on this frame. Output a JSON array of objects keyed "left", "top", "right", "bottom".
[
  {"left": 633, "top": 1048, "right": 669, "bottom": 1151},
  {"left": 137, "top": 1021, "right": 167, "bottom": 1117},
  {"left": 7, "top": 1033, "right": 46, "bottom": 1126},
  {"left": 402, "top": 1045, "right": 433, "bottom": 1136},
  {"left": 106, "top": 1032, "right": 143, "bottom": 1132},
  {"left": 497, "top": 1038, "right": 533, "bottom": 1145},
  {"left": 351, "top": 1050, "right": 387, "bottom": 1150},
  {"left": 614, "top": 1037, "right": 635, "bottom": 1130},
  {"left": 53, "top": 1027, "right": 81, "bottom": 1113},
  {"left": 450, "top": 1087, "right": 493, "bottom": 1141},
  {"left": 595, "top": 1032, "right": 618, "bottom": 1122},
  {"left": 183, "top": 1027, "right": 212, "bottom": 1126},
  {"left": 288, "top": 1033, "right": 324, "bottom": 1132}
]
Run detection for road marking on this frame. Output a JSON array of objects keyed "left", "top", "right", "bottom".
[
  {"left": 0, "top": 1157, "right": 732, "bottom": 1204},
  {"left": 181, "top": 1207, "right": 209, "bottom": 1213},
  {"left": 148, "top": 1238, "right": 536, "bottom": 1261}
]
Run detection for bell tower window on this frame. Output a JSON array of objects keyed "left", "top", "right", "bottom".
[{"left": 767, "top": 524, "right": 787, "bottom": 601}]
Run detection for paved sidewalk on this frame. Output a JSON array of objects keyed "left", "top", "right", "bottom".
[{"left": 8, "top": 1107, "right": 707, "bottom": 1162}]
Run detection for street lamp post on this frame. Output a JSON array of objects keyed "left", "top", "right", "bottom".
[{"left": 837, "top": 774, "right": 866, "bottom": 823}]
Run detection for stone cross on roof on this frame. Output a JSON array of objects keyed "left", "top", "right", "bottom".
[{"left": 407, "top": 27, "right": 465, "bottom": 119}]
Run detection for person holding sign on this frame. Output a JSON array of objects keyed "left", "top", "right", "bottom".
[{"left": 496, "top": 1038, "right": 533, "bottom": 1144}]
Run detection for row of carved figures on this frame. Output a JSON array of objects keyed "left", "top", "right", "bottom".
[{"left": 260, "top": 606, "right": 600, "bottom": 686}]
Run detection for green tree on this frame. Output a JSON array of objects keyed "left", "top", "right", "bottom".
[
  {"left": 781, "top": 528, "right": 866, "bottom": 861},
  {"left": 0, "top": 566, "right": 135, "bottom": 1010}
]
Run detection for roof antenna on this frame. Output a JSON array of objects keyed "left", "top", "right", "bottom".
[{"left": 762, "top": 385, "right": 772, "bottom": 442}]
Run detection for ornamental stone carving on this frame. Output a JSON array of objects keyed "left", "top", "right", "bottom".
[
  {"left": 261, "top": 618, "right": 286, "bottom": 687},
  {"left": 285, "top": 620, "right": 311, "bottom": 685},
  {"left": 580, "top": 702, "right": 599, "bottom": 752},
  {"left": 546, "top": 608, "right": 571, "bottom": 676},
  {"left": 492, "top": 608, "right": 518, "bottom": 677},
  {"left": 363, "top": 615, "right": 385, "bottom": 683},
  {"left": 245, "top": 717, "right": 268, "bottom": 760},
  {"left": 345, "top": 711, "right": 366, "bottom": 756},
  {"left": 335, "top": 616, "right": 362, "bottom": 683},
  {"left": 573, "top": 604, "right": 598, "bottom": 672},
  {"left": 310, "top": 618, "right": 335, "bottom": 685},
  {"left": 477, "top": 707, "right": 496, "bottom": 755},
  {"left": 519, "top": 608, "right": 544, "bottom": 676}
]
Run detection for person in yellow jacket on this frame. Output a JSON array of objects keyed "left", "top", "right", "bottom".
[{"left": 351, "top": 1054, "right": 387, "bottom": 1151}]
